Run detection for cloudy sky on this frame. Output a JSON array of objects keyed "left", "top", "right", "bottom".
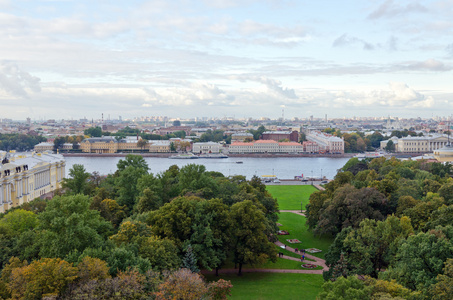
[{"left": 0, "top": 0, "right": 452, "bottom": 121}]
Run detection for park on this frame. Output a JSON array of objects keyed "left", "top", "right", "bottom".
[{"left": 205, "top": 184, "right": 333, "bottom": 300}]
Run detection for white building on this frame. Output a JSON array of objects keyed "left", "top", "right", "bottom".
[
  {"left": 0, "top": 151, "right": 65, "bottom": 213},
  {"left": 307, "top": 131, "right": 344, "bottom": 154},
  {"left": 192, "top": 142, "right": 222, "bottom": 154}
]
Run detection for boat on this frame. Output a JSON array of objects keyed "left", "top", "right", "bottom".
[
  {"left": 236, "top": 161, "right": 243, "bottom": 164},
  {"left": 169, "top": 153, "right": 199, "bottom": 159}
]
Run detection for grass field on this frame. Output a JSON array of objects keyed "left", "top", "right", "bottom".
[
  {"left": 205, "top": 273, "right": 324, "bottom": 300},
  {"left": 266, "top": 185, "right": 318, "bottom": 210},
  {"left": 277, "top": 212, "right": 333, "bottom": 259}
]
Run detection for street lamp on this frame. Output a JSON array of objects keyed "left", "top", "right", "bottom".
[
  {"left": 311, "top": 170, "right": 313, "bottom": 185},
  {"left": 321, "top": 168, "right": 323, "bottom": 180}
]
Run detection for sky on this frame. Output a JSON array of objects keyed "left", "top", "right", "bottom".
[{"left": 0, "top": 0, "right": 452, "bottom": 121}]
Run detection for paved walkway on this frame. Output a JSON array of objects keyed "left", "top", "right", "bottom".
[
  {"left": 275, "top": 241, "right": 328, "bottom": 271},
  {"left": 280, "top": 210, "right": 306, "bottom": 216}
]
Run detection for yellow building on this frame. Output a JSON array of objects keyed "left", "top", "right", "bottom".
[
  {"left": 0, "top": 151, "right": 65, "bottom": 213},
  {"left": 433, "top": 144, "right": 453, "bottom": 162},
  {"left": 81, "top": 136, "right": 173, "bottom": 153}
]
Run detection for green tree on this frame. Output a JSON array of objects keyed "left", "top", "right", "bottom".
[
  {"left": 116, "top": 154, "right": 149, "bottom": 172},
  {"left": 84, "top": 126, "right": 103, "bottom": 137},
  {"left": 137, "top": 139, "right": 148, "bottom": 152},
  {"left": 182, "top": 244, "right": 199, "bottom": 273},
  {"left": 318, "top": 276, "right": 372, "bottom": 300},
  {"left": 430, "top": 258, "right": 453, "bottom": 300},
  {"left": 382, "top": 225, "right": 453, "bottom": 292},
  {"left": 0, "top": 209, "right": 38, "bottom": 237},
  {"left": 230, "top": 200, "right": 277, "bottom": 275},
  {"left": 37, "top": 194, "right": 112, "bottom": 258},
  {"left": 62, "top": 164, "right": 91, "bottom": 195},
  {"left": 384, "top": 140, "right": 395, "bottom": 152},
  {"left": 343, "top": 216, "right": 414, "bottom": 278}
]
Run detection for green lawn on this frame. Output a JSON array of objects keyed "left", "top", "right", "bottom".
[
  {"left": 277, "top": 212, "right": 333, "bottom": 259},
  {"left": 204, "top": 273, "right": 324, "bottom": 300},
  {"left": 267, "top": 185, "right": 318, "bottom": 210}
]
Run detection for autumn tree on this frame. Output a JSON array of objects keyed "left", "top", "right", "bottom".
[{"left": 8, "top": 258, "right": 78, "bottom": 299}]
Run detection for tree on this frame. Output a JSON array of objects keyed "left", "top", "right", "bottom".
[
  {"left": 182, "top": 244, "right": 199, "bottom": 273},
  {"left": 230, "top": 200, "right": 277, "bottom": 275},
  {"left": 136, "top": 235, "right": 180, "bottom": 272},
  {"left": 116, "top": 154, "right": 149, "bottom": 172},
  {"left": 170, "top": 142, "right": 176, "bottom": 152},
  {"left": 382, "top": 226, "right": 453, "bottom": 291},
  {"left": 0, "top": 209, "right": 38, "bottom": 237},
  {"left": 384, "top": 140, "right": 395, "bottom": 152},
  {"left": 317, "top": 276, "right": 373, "bottom": 300},
  {"left": 76, "top": 256, "right": 111, "bottom": 283},
  {"left": 137, "top": 139, "right": 148, "bottom": 152},
  {"left": 154, "top": 268, "right": 208, "bottom": 300},
  {"left": 343, "top": 216, "right": 413, "bottom": 278},
  {"left": 54, "top": 136, "right": 66, "bottom": 152},
  {"left": 172, "top": 120, "right": 181, "bottom": 126},
  {"left": 8, "top": 258, "right": 78, "bottom": 299},
  {"left": 430, "top": 258, "right": 453, "bottom": 300},
  {"left": 62, "top": 164, "right": 91, "bottom": 195},
  {"left": 84, "top": 127, "right": 103, "bottom": 137},
  {"left": 314, "top": 185, "right": 388, "bottom": 236},
  {"left": 116, "top": 166, "right": 148, "bottom": 212},
  {"left": 37, "top": 194, "right": 112, "bottom": 258}
]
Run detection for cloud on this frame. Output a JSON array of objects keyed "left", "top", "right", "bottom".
[
  {"left": 231, "top": 75, "right": 297, "bottom": 99},
  {"left": 332, "top": 34, "right": 375, "bottom": 50},
  {"left": 402, "top": 59, "right": 452, "bottom": 71},
  {"left": 0, "top": 62, "right": 41, "bottom": 98},
  {"left": 368, "top": 0, "right": 428, "bottom": 19}
]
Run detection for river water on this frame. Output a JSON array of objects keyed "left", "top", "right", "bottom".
[{"left": 64, "top": 156, "right": 350, "bottom": 180}]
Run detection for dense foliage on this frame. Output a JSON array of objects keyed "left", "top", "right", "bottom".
[
  {"left": 308, "top": 156, "right": 453, "bottom": 299},
  {"left": 0, "top": 133, "right": 46, "bottom": 151},
  {"left": 0, "top": 155, "right": 280, "bottom": 298}
]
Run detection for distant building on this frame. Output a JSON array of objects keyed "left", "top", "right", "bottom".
[
  {"left": 302, "top": 141, "right": 319, "bottom": 153},
  {"left": 381, "top": 135, "right": 450, "bottom": 153},
  {"left": 193, "top": 142, "right": 222, "bottom": 154},
  {"left": 307, "top": 131, "right": 344, "bottom": 154},
  {"left": 154, "top": 126, "right": 192, "bottom": 136},
  {"left": 231, "top": 132, "right": 254, "bottom": 142},
  {"left": 34, "top": 142, "right": 54, "bottom": 152},
  {"left": 261, "top": 131, "right": 298, "bottom": 142},
  {"left": 0, "top": 151, "right": 65, "bottom": 213},
  {"left": 229, "top": 140, "right": 303, "bottom": 153}
]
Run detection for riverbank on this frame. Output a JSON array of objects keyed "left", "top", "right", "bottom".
[{"left": 62, "top": 152, "right": 356, "bottom": 158}]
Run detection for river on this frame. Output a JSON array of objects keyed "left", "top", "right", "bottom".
[{"left": 64, "top": 156, "right": 350, "bottom": 180}]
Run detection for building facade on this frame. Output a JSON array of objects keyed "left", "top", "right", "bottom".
[
  {"left": 0, "top": 151, "right": 65, "bottom": 213},
  {"left": 192, "top": 142, "right": 222, "bottom": 154},
  {"left": 380, "top": 135, "right": 450, "bottom": 153},
  {"left": 229, "top": 140, "right": 303, "bottom": 153},
  {"left": 306, "top": 131, "right": 344, "bottom": 154},
  {"left": 261, "top": 131, "right": 299, "bottom": 142}
]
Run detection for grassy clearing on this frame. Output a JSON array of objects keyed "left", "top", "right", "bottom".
[
  {"left": 277, "top": 212, "right": 333, "bottom": 259},
  {"left": 267, "top": 185, "right": 318, "bottom": 210},
  {"left": 204, "top": 273, "right": 324, "bottom": 300}
]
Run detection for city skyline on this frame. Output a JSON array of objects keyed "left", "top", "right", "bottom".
[{"left": 0, "top": 0, "right": 452, "bottom": 120}]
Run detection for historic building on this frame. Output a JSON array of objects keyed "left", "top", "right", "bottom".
[
  {"left": 0, "top": 151, "right": 65, "bottom": 213},
  {"left": 380, "top": 135, "right": 450, "bottom": 153},
  {"left": 261, "top": 131, "right": 299, "bottom": 142},
  {"left": 192, "top": 142, "right": 222, "bottom": 154},
  {"left": 306, "top": 131, "right": 344, "bottom": 154},
  {"left": 228, "top": 140, "right": 303, "bottom": 153}
]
